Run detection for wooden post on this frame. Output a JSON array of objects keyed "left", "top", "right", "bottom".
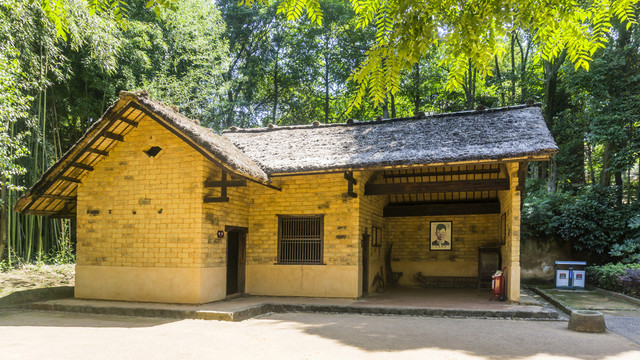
[{"left": 344, "top": 171, "right": 357, "bottom": 198}]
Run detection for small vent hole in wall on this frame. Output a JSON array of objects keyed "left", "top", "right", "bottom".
[{"left": 144, "top": 146, "right": 163, "bottom": 157}]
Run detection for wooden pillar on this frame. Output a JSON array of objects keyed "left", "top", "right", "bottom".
[{"left": 505, "top": 162, "right": 522, "bottom": 302}]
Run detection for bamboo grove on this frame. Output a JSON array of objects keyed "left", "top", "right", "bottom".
[{"left": 1, "top": 0, "right": 640, "bottom": 265}]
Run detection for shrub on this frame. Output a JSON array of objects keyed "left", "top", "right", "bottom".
[
  {"left": 524, "top": 186, "right": 639, "bottom": 264},
  {"left": 557, "top": 187, "right": 633, "bottom": 263},
  {"left": 609, "top": 215, "right": 640, "bottom": 264},
  {"left": 588, "top": 263, "right": 640, "bottom": 296},
  {"left": 617, "top": 268, "right": 640, "bottom": 298}
]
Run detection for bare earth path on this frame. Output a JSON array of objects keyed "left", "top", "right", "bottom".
[{"left": 0, "top": 310, "right": 638, "bottom": 360}]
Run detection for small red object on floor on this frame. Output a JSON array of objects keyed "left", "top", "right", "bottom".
[{"left": 490, "top": 269, "right": 504, "bottom": 301}]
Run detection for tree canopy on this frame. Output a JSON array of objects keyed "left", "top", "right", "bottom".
[
  {"left": 244, "top": 0, "right": 639, "bottom": 108},
  {"left": 34, "top": 0, "right": 640, "bottom": 108}
]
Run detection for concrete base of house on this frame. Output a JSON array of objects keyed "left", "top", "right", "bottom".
[
  {"left": 23, "top": 287, "right": 560, "bottom": 322},
  {"left": 75, "top": 266, "right": 226, "bottom": 304},
  {"left": 246, "top": 265, "right": 359, "bottom": 298}
]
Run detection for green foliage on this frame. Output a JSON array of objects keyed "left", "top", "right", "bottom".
[
  {"left": 609, "top": 215, "right": 640, "bottom": 263},
  {"left": 1, "top": 0, "right": 229, "bottom": 263},
  {"left": 522, "top": 188, "right": 570, "bottom": 239},
  {"left": 523, "top": 186, "right": 639, "bottom": 264},
  {"left": 245, "top": 0, "right": 640, "bottom": 110},
  {"left": 144, "top": 0, "right": 229, "bottom": 125},
  {"left": 557, "top": 187, "right": 632, "bottom": 262},
  {"left": 0, "top": 50, "right": 31, "bottom": 191},
  {"left": 587, "top": 263, "right": 640, "bottom": 296}
]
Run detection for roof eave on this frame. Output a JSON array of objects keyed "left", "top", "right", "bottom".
[{"left": 267, "top": 152, "right": 557, "bottom": 177}]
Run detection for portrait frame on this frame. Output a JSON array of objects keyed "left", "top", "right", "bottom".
[{"left": 430, "top": 221, "right": 452, "bottom": 251}]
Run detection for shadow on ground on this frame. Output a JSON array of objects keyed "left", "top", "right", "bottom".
[
  {"left": 258, "top": 312, "right": 639, "bottom": 359},
  {"left": 0, "top": 309, "right": 175, "bottom": 328},
  {"left": 0, "top": 286, "right": 74, "bottom": 307}
]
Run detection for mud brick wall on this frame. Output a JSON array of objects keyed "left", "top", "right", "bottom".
[
  {"left": 247, "top": 172, "right": 360, "bottom": 266},
  {"left": 385, "top": 214, "right": 501, "bottom": 263},
  {"left": 76, "top": 117, "right": 204, "bottom": 268}
]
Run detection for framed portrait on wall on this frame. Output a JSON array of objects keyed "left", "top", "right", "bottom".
[{"left": 430, "top": 221, "right": 452, "bottom": 251}]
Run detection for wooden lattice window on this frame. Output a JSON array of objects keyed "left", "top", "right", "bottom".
[{"left": 277, "top": 215, "right": 324, "bottom": 264}]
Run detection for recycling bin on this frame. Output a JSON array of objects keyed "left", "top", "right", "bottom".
[{"left": 555, "top": 261, "right": 587, "bottom": 289}]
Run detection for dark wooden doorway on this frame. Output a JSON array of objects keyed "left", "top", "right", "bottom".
[
  {"left": 226, "top": 230, "right": 246, "bottom": 296},
  {"left": 362, "top": 229, "right": 370, "bottom": 296}
]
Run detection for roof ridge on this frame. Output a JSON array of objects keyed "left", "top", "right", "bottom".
[{"left": 222, "top": 103, "right": 542, "bottom": 134}]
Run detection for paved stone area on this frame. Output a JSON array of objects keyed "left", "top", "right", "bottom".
[
  {"left": 530, "top": 287, "right": 640, "bottom": 344},
  {"left": 20, "top": 287, "right": 560, "bottom": 321},
  {"left": 607, "top": 316, "right": 640, "bottom": 345},
  {"left": 0, "top": 309, "right": 638, "bottom": 360}
]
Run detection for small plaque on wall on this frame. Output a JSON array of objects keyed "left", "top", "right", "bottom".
[{"left": 217, "top": 230, "right": 225, "bottom": 238}]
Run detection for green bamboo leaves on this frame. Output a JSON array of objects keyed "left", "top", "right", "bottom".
[{"left": 246, "top": 0, "right": 639, "bottom": 109}]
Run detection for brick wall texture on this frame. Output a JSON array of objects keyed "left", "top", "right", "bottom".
[{"left": 75, "top": 113, "right": 522, "bottom": 299}]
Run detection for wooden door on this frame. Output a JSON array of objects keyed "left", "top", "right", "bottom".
[
  {"left": 226, "top": 231, "right": 246, "bottom": 295},
  {"left": 362, "top": 230, "right": 369, "bottom": 296}
]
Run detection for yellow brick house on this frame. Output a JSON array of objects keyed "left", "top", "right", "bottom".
[{"left": 15, "top": 91, "right": 557, "bottom": 304}]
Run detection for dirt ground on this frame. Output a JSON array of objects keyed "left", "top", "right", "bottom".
[
  {"left": 0, "top": 264, "right": 74, "bottom": 298},
  {"left": 0, "top": 310, "right": 639, "bottom": 360}
]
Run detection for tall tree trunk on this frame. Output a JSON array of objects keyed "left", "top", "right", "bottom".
[
  {"left": 494, "top": 56, "right": 505, "bottom": 106},
  {"left": 272, "top": 51, "right": 279, "bottom": 124},
  {"left": 412, "top": 62, "right": 421, "bottom": 115},
  {"left": 324, "top": 51, "right": 330, "bottom": 123},
  {"left": 390, "top": 93, "right": 396, "bottom": 118},
  {"left": 600, "top": 142, "right": 613, "bottom": 187},
  {"left": 515, "top": 32, "right": 533, "bottom": 103},
  {"left": 0, "top": 181, "right": 6, "bottom": 261},
  {"left": 614, "top": 171, "right": 623, "bottom": 204},
  {"left": 226, "top": 89, "right": 235, "bottom": 128},
  {"left": 587, "top": 143, "right": 596, "bottom": 185},
  {"left": 547, "top": 157, "right": 558, "bottom": 192},
  {"left": 382, "top": 97, "right": 389, "bottom": 118},
  {"left": 463, "top": 60, "right": 477, "bottom": 110},
  {"left": 542, "top": 49, "right": 567, "bottom": 191},
  {"left": 510, "top": 33, "right": 516, "bottom": 104}
]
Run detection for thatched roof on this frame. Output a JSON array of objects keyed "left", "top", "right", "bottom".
[
  {"left": 127, "top": 92, "right": 269, "bottom": 182},
  {"left": 222, "top": 104, "right": 557, "bottom": 175},
  {"left": 14, "top": 91, "right": 269, "bottom": 215},
  {"left": 15, "top": 91, "right": 556, "bottom": 217}
]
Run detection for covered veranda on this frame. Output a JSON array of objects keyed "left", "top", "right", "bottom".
[{"left": 360, "top": 161, "right": 529, "bottom": 302}]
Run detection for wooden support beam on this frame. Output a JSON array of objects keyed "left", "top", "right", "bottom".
[
  {"left": 383, "top": 168, "right": 500, "bottom": 179},
  {"left": 27, "top": 210, "right": 75, "bottom": 218},
  {"left": 220, "top": 171, "right": 228, "bottom": 199},
  {"left": 104, "top": 131, "right": 124, "bottom": 141},
  {"left": 204, "top": 196, "right": 230, "bottom": 203},
  {"left": 204, "top": 180, "right": 246, "bottom": 188},
  {"left": 60, "top": 176, "right": 81, "bottom": 183},
  {"left": 70, "top": 162, "right": 94, "bottom": 171},
  {"left": 365, "top": 179, "right": 509, "bottom": 195},
  {"left": 41, "top": 194, "right": 77, "bottom": 202},
  {"left": 203, "top": 171, "right": 234, "bottom": 203},
  {"left": 225, "top": 225, "right": 249, "bottom": 233},
  {"left": 344, "top": 171, "right": 357, "bottom": 198},
  {"left": 384, "top": 201, "right": 500, "bottom": 217},
  {"left": 86, "top": 148, "right": 109, "bottom": 156},
  {"left": 118, "top": 117, "right": 138, "bottom": 128}
]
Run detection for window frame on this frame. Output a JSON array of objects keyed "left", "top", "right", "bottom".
[{"left": 276, "top": 214, "right": 325, "bottom": 265}]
